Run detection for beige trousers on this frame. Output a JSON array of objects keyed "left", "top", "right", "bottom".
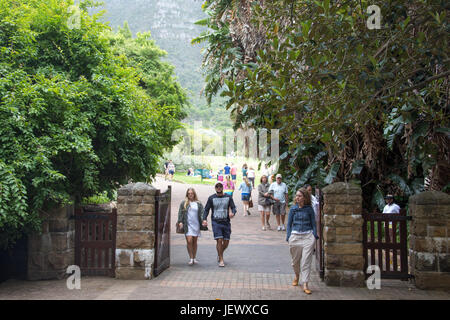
[{"left": 289, "top": 232, "right": 316, "bottom": 284}]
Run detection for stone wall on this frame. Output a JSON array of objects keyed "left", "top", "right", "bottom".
[
  {"left": 322, "top": 182, "right": 365, "bottom": 287},
  {"left": 27, "top": 204, "right": 75, "bottom": 280},
  {"left": 116, "top": 183, "right": 156, "bottom": 279},
  {"left": 409, "top": 191, "right": 450, "bottom": 290}
]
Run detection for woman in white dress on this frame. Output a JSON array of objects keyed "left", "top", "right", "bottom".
[{"left": 177, "top": 188, "right": 204, "bottom": 265}]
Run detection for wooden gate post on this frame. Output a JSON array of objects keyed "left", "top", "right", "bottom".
[{"left": 115, "top": 183, "right": 157, "bottom": 279}]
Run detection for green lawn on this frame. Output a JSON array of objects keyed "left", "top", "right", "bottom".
[
  {"left": 171, "top": 172, "right": 250, "bottom": 188},
  {"left": 171, "top": 172, "right": 217, "bottom": 185}
]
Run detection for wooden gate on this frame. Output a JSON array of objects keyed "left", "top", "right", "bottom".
[
  {"left": 74, "top": 207, "right": 117, "bottom": 277},
  {"left": 154, "top": 185, "right": 171, "bottom": 277},
  {"left": 315, "top": 188, "right": 325, "bottom": 280},
  {"left": 362, "top": 209, "right": 412, "bottom": 280}
]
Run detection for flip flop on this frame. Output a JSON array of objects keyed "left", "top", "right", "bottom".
[
  {"left": 303, "top": 288, "right": 312, "bottom": 294},
  {"left": 218, "top": 261, "right": 225, "bottom": 267}
]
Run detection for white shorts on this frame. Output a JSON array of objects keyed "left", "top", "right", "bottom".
[{"left": 258, "top": 205, "right": 271, "bottom": 212}]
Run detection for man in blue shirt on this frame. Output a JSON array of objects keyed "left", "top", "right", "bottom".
[
  {"left": 224, "top": 163, "right": 231, "bottom": 175},
  {"left": 202, "top": 182, "right": 237, "bottom": 267}
]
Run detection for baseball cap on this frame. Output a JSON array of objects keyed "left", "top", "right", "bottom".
[
  {"left": 276, "top": 174, "right": 282, "bottom": 179},
  {"left": 215, "top": 182, "right": 223, "bottom": 188},
  {"left": 384, "top": 194, "right": 394, "bottom": 199}
]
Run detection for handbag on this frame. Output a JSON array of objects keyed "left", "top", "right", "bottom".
[
  {"left": 249, "top": 198, "right": 254, "bottom": 208},
  {"left": 175, "top": 222, "right": 185, "bottom": 234},
  {"left": 264, "top": 197, "right": 274, "bottom": 206}
]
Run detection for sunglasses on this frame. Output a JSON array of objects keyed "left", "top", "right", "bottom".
[{"left": 215, "top": 185, "right": 223, "bottom": 188}]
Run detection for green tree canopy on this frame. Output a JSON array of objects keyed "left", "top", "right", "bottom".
[
  {"left": 0, "top": 0, "right": 185, "bottom": 248},
  {"left": 196, "top": 0, "right": 449, "bottom": 207}
]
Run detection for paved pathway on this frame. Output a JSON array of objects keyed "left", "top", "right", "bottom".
[{"left": 0, "top": 176, "right": 449, "bottom": 300}]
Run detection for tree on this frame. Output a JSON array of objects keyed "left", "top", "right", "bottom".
[
  {"left": 108, "top": 22, "right": 189, "bottom": 121},
  {"left": 196, "top": 0, "right": 449, "bottom": 207},
  {"left": 0, "top": 0, "right": 185, "bottom": 248}
]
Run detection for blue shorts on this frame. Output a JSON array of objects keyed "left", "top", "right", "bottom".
[
  {"left": 212, "top": 221, "right": 231, "bottom": 240},
  {"left": 169, "top": 170, "right": 174, "bottom": 175},
  {"left": 241, "top": 193, "right": 250, "bottom": 201},
  {"left": 231, "top": 174, "right": 237, "bottom": 180}
]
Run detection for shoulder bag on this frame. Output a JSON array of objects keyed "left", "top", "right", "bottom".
[{"left": 176, "top": 222, "right": 185, "bottom": 234}]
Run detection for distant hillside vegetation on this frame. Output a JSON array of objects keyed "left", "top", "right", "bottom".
[{"left": 94, "top": 0, "right": 232, "bottom": 130}]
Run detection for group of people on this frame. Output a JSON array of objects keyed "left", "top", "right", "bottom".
[
  {"left": 176, "top": 171, "right": 320, "bottom": 295},
  {"left": 175, "top": 161, "right": 404, "bottom": 295},
  {"left": 177, "top": 183, "right": 236, "bottom": 269}
]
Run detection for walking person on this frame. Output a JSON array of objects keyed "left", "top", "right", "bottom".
[
  {"left": 238, "top": 177, "right": 253, "bottom": 216},
  {"left": 230, "top": 163, "right": 237, "bottom": 184},
  {"left": 247, "top": 167, "right": 256, "bottom": 188},
  {"left": 223, "top": 175, "right": 235, "bottom": 197},
  {"left": 167, "top": 160, "right": 175, "bottom": 181},
  {"left": 286, "top": 188, "right": 319, "bottom": 295},
  {"left": 202, "top": 182, "right": 237, "bottom": 267},
  {"left": 242, "top": 164, "right": 248, "bottom": 179},
  {"left": 269, "top": 174, "right": 275, "bottom": 185},
  {"left": 164, "top": 160, "right": 169, "bottom": 181},
  {"left": 268, "top": 174, "right": 289, "bottom": 231},
  {"left": 224, "top": 163, "right": 231, "bottom": 176},
  {"left": 177, "top": 188, "right": 204, "bottom": 265},
  {"left": 305, "top": 184, "right": 320, "bottom": 223},
  {"left": 258, "top": 175, "right": 272, "bottom": 230},
  {"left": 383, "top": 194, "right": 401, "bottom": 242}
]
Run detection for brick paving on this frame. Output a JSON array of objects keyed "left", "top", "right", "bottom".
[{"left": 0, "top": 176, "right": 449, "bottom": 300}]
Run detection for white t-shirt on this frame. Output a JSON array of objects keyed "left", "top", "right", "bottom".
[
  {"left": 247, "top": 169, "right": 256, "bottom": 178},
  {"left": 383, "top": 203, "right": 400, "bottom": 214}
]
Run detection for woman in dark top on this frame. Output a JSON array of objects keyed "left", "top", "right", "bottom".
[{"left": 286, "top": 187, "right": 318, "bottom": 294}]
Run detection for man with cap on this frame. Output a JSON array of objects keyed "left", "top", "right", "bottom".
[
  {"left": 383, "top": 194, "right": 400, "bottom": 242},
  {"left": 268, "top": 174, "right": 289, "bottom": 231},
  {"left": 202, "top": 181, "right": 237, "bottom": 267}
]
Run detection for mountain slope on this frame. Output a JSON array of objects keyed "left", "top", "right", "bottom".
[{"left": 94, "top": 0, "right": 232, "bottom": 129}]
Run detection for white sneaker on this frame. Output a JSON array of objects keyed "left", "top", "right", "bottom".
[
  {"left": 277, "top": 226, "right": 281, "bottom": 231},
  {"left": 281, "top": 225, "right": 286, "bottom": 231},
  {"left": 188, "top": 259, "right": 194, "bottom": 265},
  {"left": 193, "top": 259, "right": 199, "bottom": 264},
  {"left": 262, "top": 226, "right": 266, "bottom": 231}
]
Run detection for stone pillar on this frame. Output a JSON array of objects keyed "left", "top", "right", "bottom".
[
  {"left": 322, "top": 182, "right": 365, "bottom": 287},
  {"left": 116, "top": 183, "right": 156, "bottom": 279},
  {"left": 409, "top": 191, "right": 450, "bottom": 290},
  {"left": 27, "top": 204, "right": 75, "bottom": 280}
]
